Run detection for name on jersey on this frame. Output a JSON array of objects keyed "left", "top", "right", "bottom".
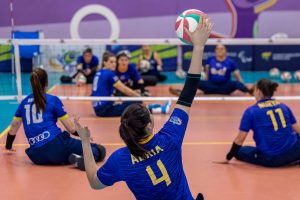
[
  {"left": 28, "top": 98, "right": 34, "bottom": 103},
  {"left": 258, "top": 100, "right": 280, "bottom": 108},
  {"left": 131, "top": 145, "right": 164, "bottom": 165}
]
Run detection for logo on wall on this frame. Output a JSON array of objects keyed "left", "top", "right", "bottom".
[
  {"left": 238, "top": 51, "right": 252, "bottom": 63},
  {"left": 211, "top": 0, "right": 277, "bottom": 38},
  {"left": 262, "top": 52, "right": 272, "bottom": 61}
]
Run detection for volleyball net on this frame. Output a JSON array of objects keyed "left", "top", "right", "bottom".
[{"left": 0, "top": 38, "right": 300, "bottom": 102}]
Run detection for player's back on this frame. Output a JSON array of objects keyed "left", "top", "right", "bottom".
[
  {"left": 249, "top": 99, "right": 297, "bottom": 155},
  {"left": 116, "top": 133, "right": 193, "bottom": 200},
  {"left": 92, "top": 69, "right": 114, "bottom": 96},
  {"left": 15, "top": 94, "right": 65, "bottom": 148},
  {"left": 97, "top": 108, "right": 193, "bottom": 200}
]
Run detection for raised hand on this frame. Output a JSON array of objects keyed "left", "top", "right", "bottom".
[
  {"left": 74, "top": 117, "right": 91, "bottom": 141},
  {"left": 184, "top": 17, "right": 213, "bottom": 47}
]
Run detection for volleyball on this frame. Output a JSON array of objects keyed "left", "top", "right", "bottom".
[
  {"left": 294, "top": 70, "right": 300, "bottom": 81},
  {"left": 281, "top": 71, "right": 292, "bottom": 82},
  {"left": 175, "top": 9, "right": 206, "bottom": 45},
  {"left": 75, "top": 73, "right": 87, "bottom": 86},
  {"left": 140, "top": 60, "right": 151, "bottom": 73},
  {"left": 175, "top": 69, "right": 186, "bottom": 79},
  {"left": 200, "top": 71, "right": 207, "bottom": 80},
  {"left": 269, "top": 67, "right": 280, "bottom": 77}
]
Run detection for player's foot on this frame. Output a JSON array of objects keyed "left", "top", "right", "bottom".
[
  {"left": 162, "top": 100, "right": 172, "bottom": 114},
  {"left": 69, "top": 154, "right": 85, "bottom": 171},
  {"left": 169, "top": 86, "right": 182, "bottom": 96},
  {"left": 96, "top": 144, "right": 106, "bottom": 162}
]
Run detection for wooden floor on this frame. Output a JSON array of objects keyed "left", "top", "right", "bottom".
[{"left": 0, "top": 84, "right": 300, "bottom": 200}]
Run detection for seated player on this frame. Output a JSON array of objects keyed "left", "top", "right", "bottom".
[
  {"left": 169, "top": 44, "right": 252, "bottom": 96},
  {"left": 137, "top": 45, "right": 167, "bottom": 86},
  {"left": 73, "top": 18, "right": 212, "bottom": 200},
  {"left": 199, "top": 44, "right": 252, "bottom": 95},
  {"left": 115, "top": 51, "right": 150, "bottom": 96},
  {"left": 60, "top": 48, "right": 99, "bottom": 86},
  {"left": 5, "top": 68, "right": 106, "bottom": 169},
  {"left": 92, "top": 52, "right": 170, "bottom": 117},
  {"left": 219, "top": 79, "right": 300, "bottom": 167}
]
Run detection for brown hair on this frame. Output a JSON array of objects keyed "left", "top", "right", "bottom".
[
  {"left": 83, "top": 48, "right": 92, "bottom": 55},
  {"left": 30, "top": 68, "right": 48, "bottom": 112},
  {"left": 101, "top": 51, "right": 115, "bottom": 68},
  {"left": 119, "top": 104, "right": 151, "bottom": 158},
  {"left": 256, "top": 78, "right": 279, "bottom": 98}
]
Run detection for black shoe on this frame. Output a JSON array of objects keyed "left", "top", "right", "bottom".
[
  {"left": 68, "top": 154, "right": 85, "bottom": 171},
  {"left": 97, "top": 144, "right": 106, "bottom": 162},
  {"left": 196, "top": 193, "right": 204, "bottom": 200}
]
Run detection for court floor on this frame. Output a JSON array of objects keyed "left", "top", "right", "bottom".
[{"left": 0, "top": 84, "right": 300, "bottom": 200}]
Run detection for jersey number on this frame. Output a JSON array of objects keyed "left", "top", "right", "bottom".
[
  {"left": 92, "top": 76, "right": 99, "bottom": 91},
  {"left": 146, "top": 160, "right": 171, "bottom": 187},
  {"left": 266, "top": 108, "right": 286, "bottom": 131},
  {"left": 25, "top": 104, "right": 43, "bottom": 125}
]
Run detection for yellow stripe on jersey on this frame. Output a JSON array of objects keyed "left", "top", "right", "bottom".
[
  {"left": 139, "top": 134, "right": 154, "bottom": 145},
  {"left": 14, "top": 117, "right": 22, "bottom": 121},
  {"left": 58, "top": 114, "right": 69, "bottom": 120},
  {"left": 113, "top": 80, "right": 121, "bottom": 87}
]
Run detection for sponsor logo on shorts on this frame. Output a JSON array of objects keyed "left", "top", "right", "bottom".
[{"left": 28, "top": 131, "right": 51, "bottom": 145}]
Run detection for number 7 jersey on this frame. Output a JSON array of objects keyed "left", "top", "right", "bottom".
[
  {"left": 239, "top": 98, "right": 298, "bottom": 155},
  {"left": 14, "top": 94, "right": 68, "bottom": 148},
  {"left": 97, "top": 109, "right": 194, "bottom": 200}
]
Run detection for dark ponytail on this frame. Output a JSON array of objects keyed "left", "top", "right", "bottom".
[
  {"left": 30, "top": 68, "right": 48, "bottom": 112},
  {"left": 119, "top": 104, "right": 151, "bottom": 158},
  {"left": 256, "top": 78, "right": 279, "bottom": 98}
]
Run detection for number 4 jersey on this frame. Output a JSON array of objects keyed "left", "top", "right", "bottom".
[
  {"left": 97, "top": 108, "right": 194, "bottom": 200},
  {"left": 239, "top": 98, "right": 298, "bottom": 155},
  {"left": 14, "top": 94, "right": 68, "bottom": 148}
]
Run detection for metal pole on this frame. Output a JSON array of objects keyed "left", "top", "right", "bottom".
[{"left": 13, "top": 41, "right": 23, "bottom": 102}]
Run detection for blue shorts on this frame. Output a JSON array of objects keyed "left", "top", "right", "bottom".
[
  {"left": 25, "top": 131, "right": 102, "bottom": 165},
  {"left": 199, "top": 80, "right": 249, "bottom": 95},
  {"left": 94, "top": 101, "right": 142, "bottom": 117},
  {"left": 236, "top": 138, "right": 300, "bottom": 167}
]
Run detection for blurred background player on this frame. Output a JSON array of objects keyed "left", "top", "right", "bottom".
[
  {"left": 218, "top": 79, "right": 300, "bottom": 167},
  {"left": 169, "top": 44, "right": 252, "bottom": 96},
  {"left": 115, "top": 51, "right": 150, "bottom": 96},
  {"left": 138, "top": 45, "right": 167, "bottom": 86},
  {"left": 60, "top": 48, "right": 99, "bottom": 86},
  {"left": 199, "top": 44, "right": 252, "bottom": 95},
  {"left": 72, "top": 17, "right": 212, "bottom": 200},
  {"left": 92, "top": 52, "right": 170, "bottom": 117},
  {"left": 5, "top": 68, "right": 106, "bottom": 169}
]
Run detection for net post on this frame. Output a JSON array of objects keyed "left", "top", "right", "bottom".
[{"left": 13, "top": 41, "right": 23, "bottom": 103}]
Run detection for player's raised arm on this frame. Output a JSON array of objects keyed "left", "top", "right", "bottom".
[
  {"left": 175, "top": 17, "right": 212, "bottom": 114},
  {"left": 74, "top": 118, "right": 107, "bottom": 190}
]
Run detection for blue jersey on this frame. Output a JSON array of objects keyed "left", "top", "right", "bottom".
[
  {"left": 14, "top": 94, "right": 68, "bottom": 148},
  {"left": 116, "top": 63, "right": 142, "bottom": 86},
  {"left": 92, "top": 68, "right": 120, "bottom": 109},
  {"left": 239, "top": 99, "right": 298, "bottom": 155},
  {"left": 97, "top": 109, "right": 193, "bottom": 200},
  {"left": 206, "top": 57, "right": 237, "bottom": 83},
  {"left": 77, "top": 55, "right": 99, "bottom": 70},
  {"left": 143, "top": 53, "right": 159, "bottom": 75}
]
